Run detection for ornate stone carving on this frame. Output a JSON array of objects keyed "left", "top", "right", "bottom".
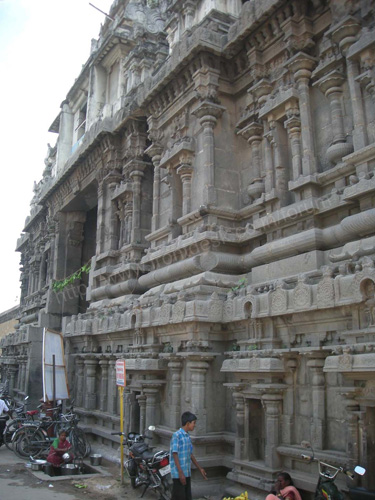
[
  {"left": 271, "top": 282, "right": 288, "bottom": 314},
  {"left": 293, "top": 277, "right": 311, "bottom": 310},
  {"left": 317, "top": 270, "right": 335, "bottom": 308},
  {"left": 172, "top": 300, "right": 185, "bottom": 322}
]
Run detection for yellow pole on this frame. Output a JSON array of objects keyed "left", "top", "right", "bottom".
[{"left": 119, "top": 386, "right": 124, "bottom": 484}]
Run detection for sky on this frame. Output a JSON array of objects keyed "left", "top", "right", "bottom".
[{"left": 0, "top": 0, "right": 112, "bottom": 312}]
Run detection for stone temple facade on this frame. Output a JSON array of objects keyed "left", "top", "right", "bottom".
[{"left": 2, "top": 0, "right": 375, "bottom": 496}]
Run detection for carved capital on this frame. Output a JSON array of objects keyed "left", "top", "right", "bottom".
[
  {"left": 192, "top": 101, "right": 225, "bottom": 126},
  {"left": 315, "top": 70, "right": 345, "bottom": 96}
]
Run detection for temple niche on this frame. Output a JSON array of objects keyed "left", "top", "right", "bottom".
[{"left": 2, "top": 0, "right": 375, "bottom": 498}]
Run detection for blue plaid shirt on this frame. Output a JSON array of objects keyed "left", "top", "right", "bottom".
[{"left": 170, "top": 427, "right": 193, "bottom": 479}]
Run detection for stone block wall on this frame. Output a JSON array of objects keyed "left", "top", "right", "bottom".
[{"left": 3, "top": 0, "right": 375, "bottom": 497}]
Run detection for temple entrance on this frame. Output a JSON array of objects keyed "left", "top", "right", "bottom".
[{"left": 79, "top": 205, "right": 97, "bottom": 313}]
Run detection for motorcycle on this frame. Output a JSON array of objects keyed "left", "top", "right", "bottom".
[
  {"left": 112, "top": 426, "right": 172, "bottom": 500},
  {"left": 301, "top": 441, "right": 367, "bottom": 499}
]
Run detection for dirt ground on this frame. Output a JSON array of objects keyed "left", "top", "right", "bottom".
[
  {"left": 0, "top": 457, "right": 164, "bottom": 500},
  {"left": 0, "top": 445, "right": 222, "bottom": 500}
]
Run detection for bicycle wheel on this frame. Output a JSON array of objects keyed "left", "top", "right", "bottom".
[
  {"left": 13, "top": 427, "right": 47, "bottom": 458},
  {"left": 70, "top": 428, "right": 91, "bottom": 458},
  {"left": 3, "top": 419, "right": 19, "bottom": 451}
]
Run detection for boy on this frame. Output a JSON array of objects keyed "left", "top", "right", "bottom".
[{"left": 170, "top": 411, "right": 207, "bottom": 500}]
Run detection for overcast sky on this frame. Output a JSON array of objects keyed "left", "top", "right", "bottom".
[{"left": 0, "top": 0, "right": 112, "bottom": 312}]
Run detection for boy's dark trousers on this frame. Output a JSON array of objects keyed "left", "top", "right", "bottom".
[{"left": 172, "top": 477, "right": 192, "bottom": 500}]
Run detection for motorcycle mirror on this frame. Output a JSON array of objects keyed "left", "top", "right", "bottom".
[
  {"left": 354, "top": 466, "right": 366, "bottom": 475},
  {"left": 148, "top": 425, "right": 156, "bottom": 431},
  {"left": 301, "top": 441, "right": 312, "bottom": 449}
]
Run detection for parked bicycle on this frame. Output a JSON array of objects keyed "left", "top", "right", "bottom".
[
  {"left": 2, "top": 396, "right": 40, "bottom": 450},
  {"left": 12, "top": 403, "right": 90, "bottom": 459}
]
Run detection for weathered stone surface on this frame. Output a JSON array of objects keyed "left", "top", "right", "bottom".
[{"left": 2, "top": 0, "right": 375, "bottom": 497}]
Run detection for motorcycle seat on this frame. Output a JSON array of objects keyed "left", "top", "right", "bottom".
[
  {"left": 131, "top": 442, "right": 149, "bottom": 456},
  {"left": 140, "top": 450, "right": 155, "bottom": 460}
]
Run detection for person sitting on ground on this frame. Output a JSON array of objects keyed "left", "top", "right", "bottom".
[
  {"left": 46, "top": 430, "right": 73, "bottom": 469},
  {"left": 266, "top": 472, "right": 302, "bottom": 500}
]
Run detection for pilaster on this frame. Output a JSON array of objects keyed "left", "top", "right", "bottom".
[
  {"left": 287, "top": 52, "right": 318, "bottom": 176},
  {"left": 315, "top": 70, "right": 354, "bottom": 164},
  {"left": 186, "top": 354, "right": 215, "bottom": 434},
  {"left": 261, "top": 391, "right": 284, "bottom": 469},
  {"left": 306, "top": 352, "right": 328, "bottom": 450},
  {"left": 99, "top": 359, "right": 109, "bottom": 412},
  {"left": 75, "top": 357, "right": 85, "bottom": 407},
  {"left": 84, "top": 356, "right": 98, "bottom": 410},
  {"left": 168, "top": 358, "right": 183, "bottom": 429},
  {"left": 192, "top": 101, "right": 225, "bottom": 207}
]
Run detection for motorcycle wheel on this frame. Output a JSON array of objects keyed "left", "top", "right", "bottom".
[{"left": 158, "top": 477, "right": 172, "bottom": 500}]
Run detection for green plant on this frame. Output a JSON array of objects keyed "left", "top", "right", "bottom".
[
  {"left": 247, "top": 344, "right": 258, "bottom": 351},
  {"left": 230, "top": 343, "right": 240, "bottom": 352},
  {"left": 52, "top": 262, "right": 91, "bottom": 292},
  {"left": 231, "top": 277, "right": 247, "bottom": 292}
]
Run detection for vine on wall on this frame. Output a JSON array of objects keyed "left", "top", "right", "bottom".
[{"left": 52, "top": 262, "right": 91, "bottom": 292}]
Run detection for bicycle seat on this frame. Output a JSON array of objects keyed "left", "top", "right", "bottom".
[{"left": 27, "top": 410, "right": 39, "bottom": 416}]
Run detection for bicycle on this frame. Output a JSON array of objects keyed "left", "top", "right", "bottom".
[
  {"left": 11, "top": 404, "right": 63, "bottom": 458},
  {"left": 2, "top": 396, "right": 40, "bottom": 450},
  {"left": 58, "top": 407, "right": 91, "bottom": 458},
  {"left": 12, "top": 404, "right": 91, "bottom": 459}
]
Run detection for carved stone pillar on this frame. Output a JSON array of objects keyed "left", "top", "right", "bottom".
[
  {"left": 263, "top": 123, "right": 275, "bottom": 195},
  {"left": 341, "top": 391, "right": 360, "bottom": 466},
  {"left": 146, "top": 144, "right": 163, "bottom": 232},
  {"left": 96, "top": 183, "right": 105, "bottom": 255},
  {"left": 319, "top": 71, "right": 346, "bottom": 143},
  {"left": 238, "top": 122, "right": 265, "bottom": 202},
  {"left": 307, "top": 354, "right": 327, "bottom": 450},
  {"left": 99, "top": 359, "right": 109, "bottom": 412},
  {"left": 177, "top": 164, "right": 193, "bottom": 216},
  {"left": 269, "top": 119, "right": 289, "bottom": 204},
  {"left": 284, "top": 109, "right": 302, "bottom": 181},
  {"left": 316, "top": 71, "right": 353, "bottom": 164},
  {"left": 187, "top": 355, "right": 213, "bottom": 433},
  {"left": 16, "top": 362, "right": 22, "bottom": 392},
  {"left": 232, "top": 390, "right": 246, "bottom": 460},
  {"left": 130, "top": 169, "right": 144, "bottom": 243},
  {"left": 193, "top": 101, "right": 225, "bottom": 206},
  {"left": 331, "top": 18, "right": 366, "bottom": 150},
  {"left": 124, "top": 387, "right": 131, "bottom": 436},
  {"left": 144, "top": 386, "right": 159, "bottom": 429},
  {"left": 20, "top": 360, "right": 27, "bottom": 393},
  {"left": 84, "top": 357, "right": 98, "bottom": 410},
  {"left": 168, "top": 359, "right": 182, "bottom": 429},
  {"left": 183, "top": 1, "right": 195, "bottom": 30},
  {"left": 107, "top": 359, "right": 117, "bottom": 414},
  {"left": 288, "top": 53, "right": 317, "bottom": 175},
  {"left": 137, "top": 394, "right": 147, "bottom": 433},
  {"left": 74, "top": 358, "right": 84, "bottom": 407},
  {"left": 261, "top": 392, "right": 283, "bottom": 469},
  {"left": 8, "top": 366, "right": 17, "bottom": 396},
  {"left": 281, "top": 357, "right": 298, "bottom": 445}
]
